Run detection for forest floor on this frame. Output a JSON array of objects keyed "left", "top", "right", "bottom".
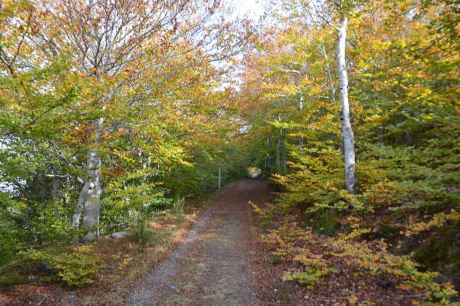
[
  {"left": 2, "top": 179, "right": 452, "bottom": 305},
  {"left": 0, "top": 179, "right": 278, "bottom": 306}
]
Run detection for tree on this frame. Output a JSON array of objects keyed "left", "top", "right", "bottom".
[
  {"left": 335, "top": 5, "right": 355, "bottom": 193},
  {"left": 31, "top": 0, "right": 246, "bottom": 240},
  {"left": 261, "top": 0, "right": 358, "bottom": 192}
]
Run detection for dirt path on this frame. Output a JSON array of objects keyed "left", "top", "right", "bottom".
[{"left": 125, "top": 179, "right": 271, "bottom": 306}]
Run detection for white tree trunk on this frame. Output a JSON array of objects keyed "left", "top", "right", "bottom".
[
  {"left": 73, "top": 117, "right": 103, "bottom": 241},
  {"left": 336, "top": 16, "right": 356, "bottom": 193}
]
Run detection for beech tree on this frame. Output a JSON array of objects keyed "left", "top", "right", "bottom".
[{"left": 29, "top": 0, "right": 247, "bottom": 240}]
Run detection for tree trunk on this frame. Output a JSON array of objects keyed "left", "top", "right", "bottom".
[
  {"left": 281, "top": 129, "right": 287, "bottom": 174},
  {"left": 299, "top": 95, "right": 305, "bottom": 148},
  {"left": 218, "top": 167, "right": 222, "bottom": 190},
  {"left": 336, "top": 16, "right": 356, "bottom": 193},
  {"left": 276, "top": 131, "right": 281, "bottom": 172},
  {"left": 319, "top": 43, "right": 336, "bottom": 101},
  {"left": 74, "top": 117, "right": 103, "bottom": 241}
]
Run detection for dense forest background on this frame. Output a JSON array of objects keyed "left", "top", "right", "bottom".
[{"left": 0, "top": 0, "right": 459, "bottom": 304}]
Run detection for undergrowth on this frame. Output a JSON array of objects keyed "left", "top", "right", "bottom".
[
  {"left": 0, "top": 246, "right": 99, "bottom": 288},
  {"left": 256, "top": 206, "right": 458, "bottom": 305},
  {"left": 0, "top": 203, "right": 195, "bottom": 291}
]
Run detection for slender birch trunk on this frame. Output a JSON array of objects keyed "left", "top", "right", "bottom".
[{"left": 336, "top": 16, "right": 356, "bottom": 193}]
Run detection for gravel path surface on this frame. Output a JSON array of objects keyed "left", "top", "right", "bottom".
[{"left": 126, "top": 179, "right": 270, "bottom": 306}]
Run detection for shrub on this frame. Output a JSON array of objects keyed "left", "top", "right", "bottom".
[
  {"left": 20, "top": 247, "right": 100, "bottom": 287},
  {"left": 282, "top": 255, "right": 337, "bottom": 287}
]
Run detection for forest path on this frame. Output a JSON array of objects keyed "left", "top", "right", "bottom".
[{"left": 125, "top": 179, "right": 272, "bottom": 306}]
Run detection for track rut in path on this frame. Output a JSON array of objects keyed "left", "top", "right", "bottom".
[{"left": 126, "top": 179, "right": 272, "bottom": 306}]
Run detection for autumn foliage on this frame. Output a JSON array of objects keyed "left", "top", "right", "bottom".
[
  {"left": 0, "top": 0, "right": 459, "bottom": 304},
  {"left": 242, "top": 0, "right": 460, "bottom": 304}
]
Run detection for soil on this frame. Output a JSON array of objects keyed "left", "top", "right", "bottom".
[{"left": 125, "top": 179, "right": 272, "bottom": 306}]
